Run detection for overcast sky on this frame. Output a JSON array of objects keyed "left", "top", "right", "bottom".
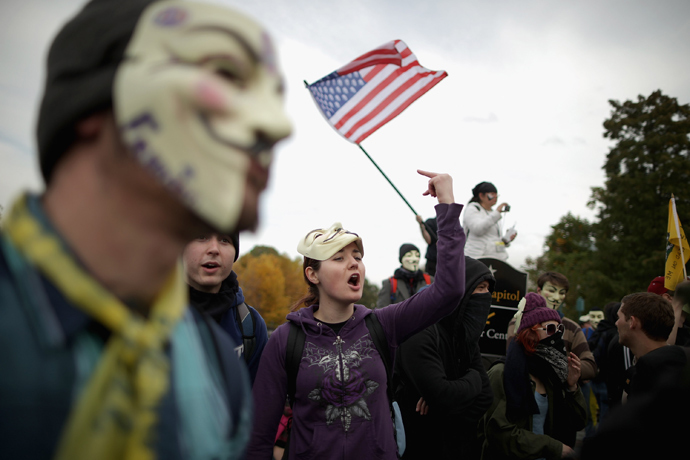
[{"left": 1, "top": 0, "right": 689, "bottom": 288}]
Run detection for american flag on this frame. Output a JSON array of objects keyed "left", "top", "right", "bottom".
[{"left": 307, "top": 40, "right": 448, "bottom": 144}]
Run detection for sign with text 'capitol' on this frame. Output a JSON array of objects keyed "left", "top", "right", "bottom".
[{"left": 478, "top": 258, "right": 527, "bottom": 357}]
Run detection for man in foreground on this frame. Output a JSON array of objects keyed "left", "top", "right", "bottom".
[
  {"left": 0, "top": 0, "right": 291, "bottom": 458},
  {"left": 615, "top": 292, "right": 685, "bottom": 399}
]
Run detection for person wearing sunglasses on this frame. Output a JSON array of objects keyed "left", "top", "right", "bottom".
[
  {"left": 479, "top": 293, "right": 586, "bottom": 460},
  {"left": 463, "top": 181, "right": 516, "bottom": 261},
  {"left": 506, "top": 272, "right": 598, "bottom": 385}
]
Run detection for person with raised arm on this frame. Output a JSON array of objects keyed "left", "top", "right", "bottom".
[{"left": 248, "top": 170, "right": 466, "bottom": 459}]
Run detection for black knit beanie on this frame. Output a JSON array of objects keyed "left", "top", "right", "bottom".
[
  {"left": 36, "top": 0, "right": 160, "bottom": 183},
  {"left": 399, "top": 243, "right": 420, "bottom": 263},
  {"left": 230, "top": 232, "right": 240, "bottom": 261}
]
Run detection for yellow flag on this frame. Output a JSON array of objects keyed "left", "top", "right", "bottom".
[{"left": 665, "top": 195, "right": 690, "bottom": 290}]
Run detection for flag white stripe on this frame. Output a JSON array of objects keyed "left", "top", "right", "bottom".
[
  {"left": 336, "top": 65, "right": 425, "bottom": 134},
  {"left": 346, "top": 71, "right": 444, "bottom": 141},
  {"left": 328, "top": 65, "right": 398, "bottom": 126}
]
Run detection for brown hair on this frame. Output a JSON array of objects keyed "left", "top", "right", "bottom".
[
  {"left": 537, "top": 272, "right": 570, "bottom": 292},
  {"left": 620, "top": 292, "right": 674, "bottom": 341},
  {"left": 290, "top": 257, "right": 321, "bottom": 311}
]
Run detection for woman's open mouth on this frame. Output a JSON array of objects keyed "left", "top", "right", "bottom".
[{"left": 348, "top": 274, "right": 360, "bottom": 287}]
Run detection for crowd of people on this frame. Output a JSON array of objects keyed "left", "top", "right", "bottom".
[{"left": 0, "top": 1, "right": 688, "bottom": 459}]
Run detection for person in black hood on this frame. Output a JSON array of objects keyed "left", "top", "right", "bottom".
[
  {"left": 393, "top": 256, "right": 496, "bottom": 459},
  {"left": 586, "top": 301, "right": 620, "bottom": 423},
  {"left": 377, "top": 243, "right": 433, "bottom": 308},
  {"left": 183, "top": 232, "right": 268, "bottom": 385}
]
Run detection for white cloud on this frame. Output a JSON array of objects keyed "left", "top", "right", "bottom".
[{"left": 1, "top": 0, "right": 689, "bottom": 288}]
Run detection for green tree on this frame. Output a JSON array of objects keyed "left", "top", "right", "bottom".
[
  {"left": 589, "top": 90, "right": 690, "bottom": 298},
  {"left": 360, "top": 277, "right": 380, "bottom": 309},
  {"left": 528, "top": 90, "right": 690, "bottom": 312},
  {"left": 525, "top": 214, "right": 612, "bottom": 317}
]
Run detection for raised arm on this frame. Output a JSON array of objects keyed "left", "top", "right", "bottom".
[{"left": 374, "top": 170, "right": 465, "bottom": 347}]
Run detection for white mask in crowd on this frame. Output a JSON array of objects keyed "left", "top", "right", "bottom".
[{"left": 401, "top": 250, "right": 421, "bottom": 272}]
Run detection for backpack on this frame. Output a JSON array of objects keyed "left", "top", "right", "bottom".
[
  {"left": 235, "top": 302, "right": 256, "bottom": 363},
  {"left": 285, "top": 313, "right": 406, "bottom": 456},
  {"left": 389, "top": 274, "right": 431, "bottom": 304}
]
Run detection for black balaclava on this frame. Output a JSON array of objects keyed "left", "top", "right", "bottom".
[{"left": 439, "top": 256, "right": 495, "bottom": 369}]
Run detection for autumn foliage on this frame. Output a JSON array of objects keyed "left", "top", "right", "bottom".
[{"left": 234, "top": 246, "right": 307, "bottom": 330}]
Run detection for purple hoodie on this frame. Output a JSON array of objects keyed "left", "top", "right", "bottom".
[{"left": 247, "top": 203, "right": 466, "bottom": 459}]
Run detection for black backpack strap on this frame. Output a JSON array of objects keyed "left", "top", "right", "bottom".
[
  {"left": 286, "top": 321, "right": 306, "bottom": 407},
  {"left": 365, "top": 313, "right": 394, "bottom": 405},
  {"left": 235, "top": 302, "right": 257, "bottom": 363}
]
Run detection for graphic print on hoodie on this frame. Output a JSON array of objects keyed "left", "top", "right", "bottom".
[{"left": 304, "top": 333, "right": 381, "bottom": 431}]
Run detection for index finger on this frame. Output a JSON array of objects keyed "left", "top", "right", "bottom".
[{"left": 417, "top": 169, "right": 439, "bottom": 179}]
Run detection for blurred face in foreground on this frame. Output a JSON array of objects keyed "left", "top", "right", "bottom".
[{"left": 115, "top": 1, "right": 292, "bottom": 233}]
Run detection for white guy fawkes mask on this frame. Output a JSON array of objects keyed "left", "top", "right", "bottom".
[
  {"left": 114, "top": 1, "right": 292, "bottom": 232},
  {"left": 540, "top": 281, "right": 567, "bottom": 310},
  {"left": 588, "top": 310, "right": 605, "bottom": 328},
  {"left": 401, "top": 250, "right": 421, "bottom": 272}
]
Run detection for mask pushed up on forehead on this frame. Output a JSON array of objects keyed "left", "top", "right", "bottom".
[{"left": 114, "top": 1, "right": 292, "bottom": 232}]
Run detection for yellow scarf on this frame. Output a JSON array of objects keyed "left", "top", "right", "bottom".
[{"left": 4, "top": 194, "right": 186, "bottom": 460}]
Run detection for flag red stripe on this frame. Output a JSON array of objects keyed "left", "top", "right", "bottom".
[
  {"left": 334, "top": 62, "right": 428, "bottom": 130},
  {"left": 339, "top": 57, "right": 401, "bottom": 75},
  {"left": 343, "top": 70, "right": 443, "bottom": 139},
  {"left": 361, "top": 63, "right": 389, "bottom": 82},
  {"left": 337, "top": 42, "right": 400, "bottom": 74},
  {"left": 343, "top": 71, "right": 432, "bottom": 137},
  {"left": 353, "top": 73, "right": 447, "bottom": 143}
]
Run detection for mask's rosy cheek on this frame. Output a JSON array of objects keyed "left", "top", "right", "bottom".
[{"left": 194, "top": 77, "right": 230, "bottom": 111}]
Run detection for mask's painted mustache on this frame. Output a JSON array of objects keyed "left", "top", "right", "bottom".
[{"left": 198, "top": 112, "right": 276, "bottom": 160}]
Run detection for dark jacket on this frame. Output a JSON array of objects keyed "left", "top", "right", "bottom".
[
  {"left": 628, "top": 345, "right": 690, "bottom": 399},
  {"left": 377, "top": 267, "right": 433, "bottom": 308},
  {"left": 580, "top": 347, "right": 690, "bottom": 459},
  {"left": 587, "top": 317, "right": 618, "bottom": 383},
  {"left": 394, "top": 257, "right": 495, "bottom": 459},
  {"left": 0, "top": 195, "right": 252, "bottom": 459},
  {"left": 189, "top": 273, "right": 268, "bottom": 384},
  {"left": 479, "top": 362, "right": 587, "bottom": 460}
]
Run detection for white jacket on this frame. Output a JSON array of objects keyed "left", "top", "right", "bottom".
[{"left": 462, "top": 202, "right": 508, "bottom": 260}]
